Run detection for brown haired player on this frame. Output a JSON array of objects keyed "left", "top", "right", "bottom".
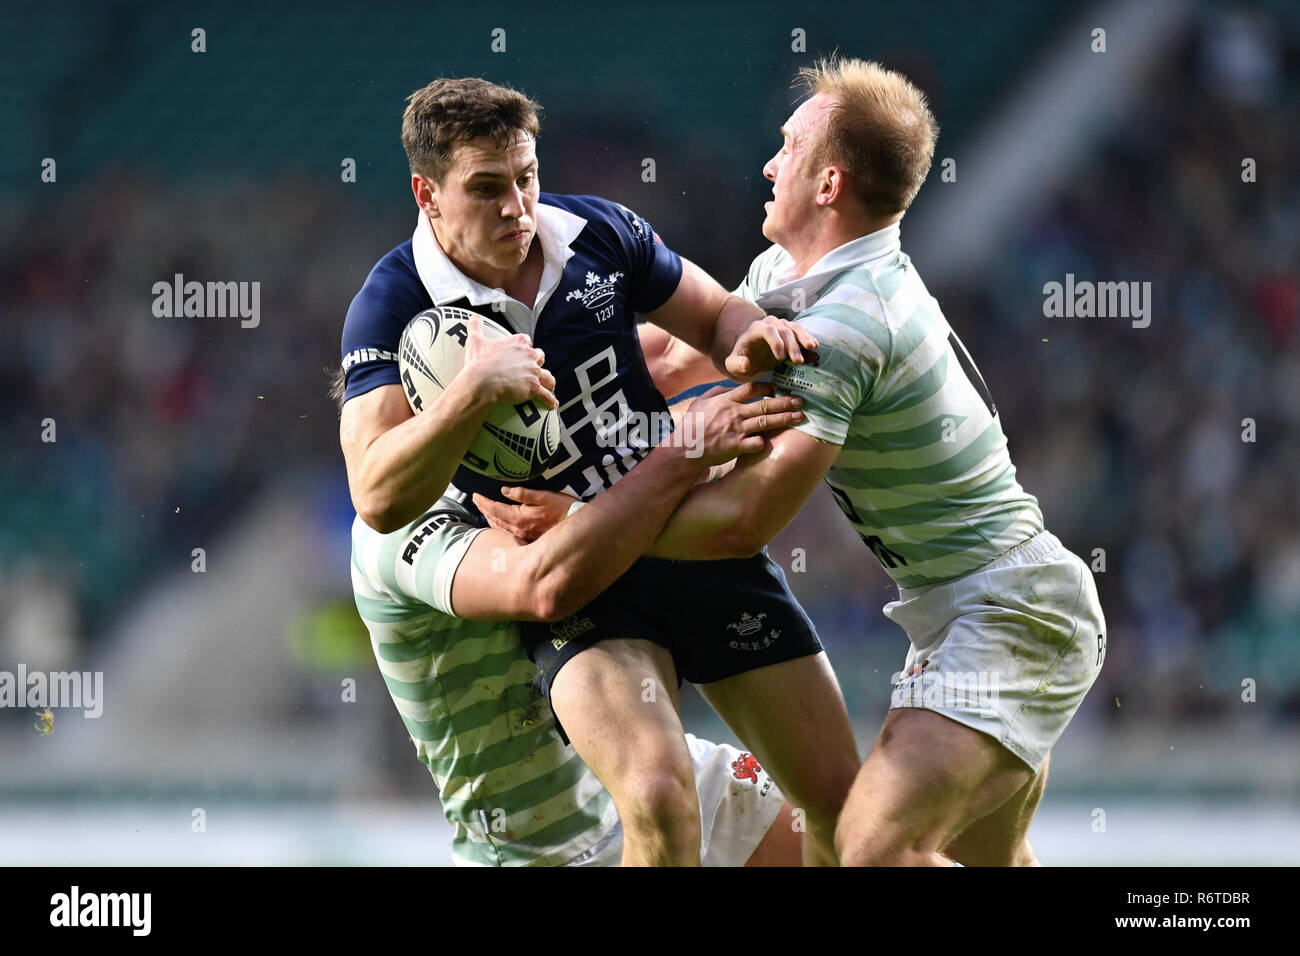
[{"left": 337, "top": 77, "right": 860, "bottom": 865}]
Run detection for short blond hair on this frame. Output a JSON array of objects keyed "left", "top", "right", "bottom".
[{"left": 795, "top": 57, "right": 938, "bottom": 216}]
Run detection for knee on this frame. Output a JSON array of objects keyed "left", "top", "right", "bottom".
[
  {"left": 950, "top": 839, "right": 1039, "bottom": 867},
  {"left": 784, "top": 760, "right": 859, "bottom": 829},
  {"left": 835, "top": 817, "right": 939, "bottom": 867},
  {"left": 997, "top": 839, "right": 1039, "bottom": 867},
  {"left": 1015, "top": 842, "right": 1041, "bottom": 867},
  {"left": 836, "top": 834, "right": 940, "bottom": 867},
  {"left": 618, "top": 768, "right": 700, "bottom": 842}
]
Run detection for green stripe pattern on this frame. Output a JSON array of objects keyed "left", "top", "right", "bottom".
[
  {"left": 351, "top": 504, "right": 614, "bottom": 865},
  {"left": 743, "top": 241, "right": 1044, "bottom": 587}
]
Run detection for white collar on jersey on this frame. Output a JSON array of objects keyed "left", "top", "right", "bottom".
[
  {"left": 410, "top": 200, "right": 587, "bottom": 312},
  {"left": 761, "top": 220, "right": 903, "bottom": 307}
]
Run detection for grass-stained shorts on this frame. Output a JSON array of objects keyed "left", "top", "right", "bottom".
[{"left": 883, "top": 530, "right": 1106, "bottom": 772}]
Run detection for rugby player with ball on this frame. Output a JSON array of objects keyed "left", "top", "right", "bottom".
[
  {"left": 344, "top": 307, "right": 804, "bottom": 865},
  {"left": 335, "top": 77, "right": 860, "bottom": 865}
]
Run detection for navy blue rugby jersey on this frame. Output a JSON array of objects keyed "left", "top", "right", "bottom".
[{"left": 340, "top": 193, "right": 685, "bottom": 502}]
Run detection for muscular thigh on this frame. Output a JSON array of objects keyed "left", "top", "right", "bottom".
[
  {"left": 944, "top": 754, "right": 1049, "bottom": 866},
  {"left": 840, "top": 708, "right": 1034, "bottom": 856},
  {"left": 549, "top": 638, "right": 692, "bottom": 791},
  {"left": 697, "top": 652, "right": 860, "bottom": 811}
]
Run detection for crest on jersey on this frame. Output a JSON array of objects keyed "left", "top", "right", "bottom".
[
  {"left": 565, "top": 270, "right": 624, "bottom": 318},
  {"left": 725, "top": 611, "right": 767, "bottom": 637}
]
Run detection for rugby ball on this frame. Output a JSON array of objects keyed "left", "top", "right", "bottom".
[{"left": 398, "top": 306, "right": 562, "bottom": 481}]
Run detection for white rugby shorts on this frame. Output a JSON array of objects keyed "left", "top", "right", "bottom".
[
  {"left": 567, "top": 733, "right": 786, "bottom": 866},
  {"left": 883, "top": 530, "right": 1106, "bottom": 772}
]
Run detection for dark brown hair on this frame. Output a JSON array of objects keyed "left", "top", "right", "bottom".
[{"left": 401, "top": 77, "right": 542, "bottom": 184}]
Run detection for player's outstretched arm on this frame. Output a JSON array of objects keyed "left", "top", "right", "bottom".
[
  {"left": 636, "top": 321, "right": 723, "bottom": 399},
  {"left": 471, "top": 391, "right": 749, "bottom": 543},
  {"left": 646, "top": 426, "right": 840, "bottom": 560},
  {"left": 643, "top": 258, "right": 817, "bottom": 382},
  {"left": 341, "top": 316, "right": 557, "bottom": 533},
  {"left": 449, "top": 383, "right": 803, "bottom": 622}
]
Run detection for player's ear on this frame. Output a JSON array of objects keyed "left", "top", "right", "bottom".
[
  {"left": 412, "top": 174, "right": 440, "bottom": 218},
  {"left": 818, "top": 166, "right": 842, "bottom": 207}
]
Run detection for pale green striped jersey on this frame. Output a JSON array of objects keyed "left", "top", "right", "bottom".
[
  {"left": 350, "top": 490, "right": 617, "bottom": 865},
  {"left": 735, "top": 223, "right": 1044, "bottom": 588}
]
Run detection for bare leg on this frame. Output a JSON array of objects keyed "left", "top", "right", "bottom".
[
  {"left": 550, "top": 638, "right": 701, "bottom": 866},
  {"left": 744, "top": 802, "right": 803, "bottom": 867},
  {"left": 944, "top": 753, "right": 1050, "bottom": 866},
  {"left": 699, "top": 652, "right": 861, "bottom": 866},
  {"left": 835, "top": 708, "right": 1035, "bottom": 866}
]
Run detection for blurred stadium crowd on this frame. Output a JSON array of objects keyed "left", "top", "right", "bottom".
[
  {"left": 988, "top": 12, "right": 1300, "bottom": 718},
  {"left": 1, "top": 4, "right": 1296, "bottom": 732}
]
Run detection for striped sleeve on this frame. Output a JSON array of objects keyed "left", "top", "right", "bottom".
[
  {"left": 353, "top": 501, "right": 484, "bottom": 616},
  {"left": 772, "top": 293, "right": 891, "bottom": 445}
]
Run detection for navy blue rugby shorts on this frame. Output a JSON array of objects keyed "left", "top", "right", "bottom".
[{"left": 519, "top": 549, "right": 823, "bottom": 744}]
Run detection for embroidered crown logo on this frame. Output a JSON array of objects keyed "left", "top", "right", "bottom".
[
  {"left": 565, "top": 270, "right": 624, "bottom": 317},
  {"left": 726, "top": 612, "right": 768, "bottom": 637}
]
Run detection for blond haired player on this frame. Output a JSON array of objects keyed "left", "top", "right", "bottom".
[
  {"left": 483, "top": 59, "right": 1106, "bottom": 866},
  {"left": 339, "top": 77, "right": 860, "bottom": 866}
]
